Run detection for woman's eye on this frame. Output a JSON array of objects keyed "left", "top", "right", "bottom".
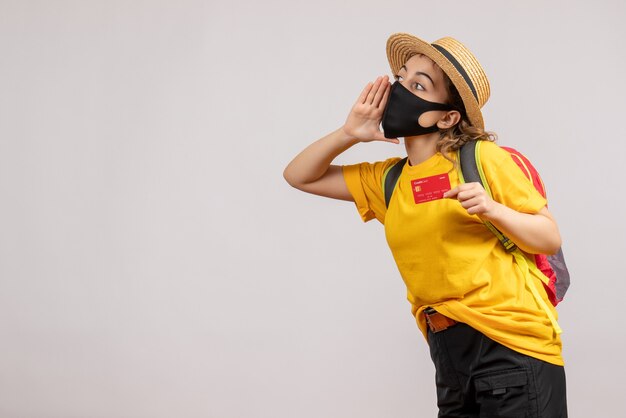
[{"left": 394, "top": 75, "right": 424, "bottom": 91}]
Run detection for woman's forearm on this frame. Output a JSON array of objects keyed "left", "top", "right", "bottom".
[
  {"left": 283, "top": 127, "right": 358, "bottom": 187},
  {"left": 482, "top": 204, "right": 562, "bottom": 255},
  {"left": 443, "top": 183, "right": 562, "bottom": 255}
]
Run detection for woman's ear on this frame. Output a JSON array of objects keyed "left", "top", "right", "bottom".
[{"left": 437, "top": 110, "right": 461, "bottom": 129}]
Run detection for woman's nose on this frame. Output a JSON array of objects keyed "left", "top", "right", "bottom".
[{"left": 397, "top": 79, "right": 409, "bottom": 90}]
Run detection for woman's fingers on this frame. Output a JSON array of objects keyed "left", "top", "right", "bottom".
[
  {"left": 442, "top": 186, "right": 458, "bottom": 199},
  {"left": 444, "top": 183, "right": 482, "bottom": 199},
  {"left": 364, "top": 76, "right": 382, "bottom": 104},
  {"left": 377, "top": 79, "right": 391, "bottom": 109},
  {"left": 366, "top": 75, "right": 390, "bottom": 105},
  {"left": 459, "top": 197, "right": 484, "bottom": 212},
  {"left": 357, "top": 75, "right": 389, "bottom": 108},
  {"left": 372, "top": 130, "right": 399, "bottom": 144},
  {"left": 382, "top": 136, "right": 400, "bottom": 145},
  {"left": 358, "top": 81, "right": 374, "bottom": 104},
  {"left": 444, "top": 183, "right": 494, "bottom": 215},
  {"left": 372, "top": 76, "right": 390, "bottom": 108},
  {"left": 345, "top": 76, "right": 396, "bottom": 144}
]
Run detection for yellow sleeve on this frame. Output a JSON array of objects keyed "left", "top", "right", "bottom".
[
  {"left": 479, "top": 141, "right": 547, "bottom": 214},
  {"left": 341, "top": 158, "right": 401, "bottom": 224}
]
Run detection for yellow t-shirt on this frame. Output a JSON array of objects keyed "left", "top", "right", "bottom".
[{"left": 342, "top": 140, "right": 563, "bottom": 366}]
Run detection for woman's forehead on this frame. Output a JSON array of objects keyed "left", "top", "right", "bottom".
[
  {"left": 400, "top": 54, "right": 445, "bottom": 87},
  {"left": 402, "top": 53, "right": 438, "bottom": 71}
]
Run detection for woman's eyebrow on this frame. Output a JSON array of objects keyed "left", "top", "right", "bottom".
[{"left": 400, "top": 65, "right": 435, "bottom": 86}]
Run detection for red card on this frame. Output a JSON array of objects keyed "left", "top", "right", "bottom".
[{"left": 411, "top": 173, "right": 451, "bottom": 204}]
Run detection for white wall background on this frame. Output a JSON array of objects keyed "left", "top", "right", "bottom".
[{"left": 1, "top": 0, "right": 624, "bottom": 417}]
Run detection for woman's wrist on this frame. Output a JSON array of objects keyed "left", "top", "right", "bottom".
[{"left": 336, "top": 126, "right": 357, "bottom": 144}]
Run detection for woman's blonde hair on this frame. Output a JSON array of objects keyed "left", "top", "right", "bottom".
[{"left": 437, "top": 71, "right": 497, "bottom": 166}]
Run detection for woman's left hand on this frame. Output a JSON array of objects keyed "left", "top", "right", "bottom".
[{"left": 443, "top": 182, "right": 496, "bottom": 217}]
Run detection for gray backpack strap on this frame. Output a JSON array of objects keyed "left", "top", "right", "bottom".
[
  {"left": 383, "top": 157, "right": 408, "bottom": 208},
  {"left": 459, "top": 141, "right": 481, "bottom": 184},
  {"left": 458, "top": 141, "right": 517, "bottom": 252}
]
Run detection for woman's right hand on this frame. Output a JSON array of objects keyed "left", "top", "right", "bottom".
[{"left": 341, "top": 75, "right": 399, "bottom": 144}]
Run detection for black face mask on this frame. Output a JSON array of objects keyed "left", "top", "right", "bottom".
[{"left": 381, "top": 81, "right": 456, "bottom": 139}]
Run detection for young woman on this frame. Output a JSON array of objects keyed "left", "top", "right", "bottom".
[{"left": 283, "top": 33, "right": 567, "bottom": 418}]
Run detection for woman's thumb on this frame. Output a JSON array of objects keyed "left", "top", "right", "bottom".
[{"left": 375, "top": 131, "right": 399, "bottom": 144}]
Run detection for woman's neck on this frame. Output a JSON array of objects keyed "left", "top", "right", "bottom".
[{"left": 404, "top": 132, "right": 440, "bottom": 166}]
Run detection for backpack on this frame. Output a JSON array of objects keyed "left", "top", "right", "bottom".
[{"left": 382, "top": 141, "right": 570, "bottom": 333}]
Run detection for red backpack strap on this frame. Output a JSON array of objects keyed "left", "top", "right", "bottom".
[{"left": 500, "top": 146, "right": 547, "bottom": 200}]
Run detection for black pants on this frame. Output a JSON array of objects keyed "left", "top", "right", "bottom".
[{"left": 427, "top": 319, "right": 568, "bottom": 418}]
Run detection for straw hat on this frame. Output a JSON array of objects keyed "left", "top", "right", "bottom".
[{"left": 386, "top": 33, "right": 490, "bottom": 130}]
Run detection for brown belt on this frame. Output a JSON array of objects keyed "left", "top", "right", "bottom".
[{"left": 424, "top": 308, "right": 457, "bottom": 333}]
